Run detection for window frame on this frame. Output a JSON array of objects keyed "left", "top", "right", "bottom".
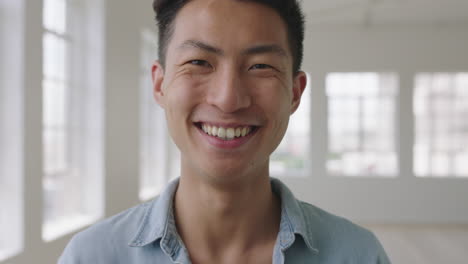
[
  {"left": 138, "top": 28, "right": 171, "bottom": 201},
  {"left": 413, "top": 72, "right": 468, "bottom": 178},
  {"left": 41, "top": 0, "right": 105, "bottom": 242},
  {"left": 325, "top": 72, "right": 399, "bottom": 177}
]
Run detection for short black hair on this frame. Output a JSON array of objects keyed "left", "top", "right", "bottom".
[{"left": 152, "top": 0, "right": 305, "bottom": 74}]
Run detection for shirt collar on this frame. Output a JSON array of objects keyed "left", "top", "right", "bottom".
[
  {"left": 271, "top": 178, "right": 319, "bottom": 253},
  {"left": 129, "top": 178, "right": 191, "bottom": 263},
  {"left": 128, "top": 178, "right": 179, "bottom": 247},
  {"left": 129, "top": 177, "right": 318, "bottom": 254}
]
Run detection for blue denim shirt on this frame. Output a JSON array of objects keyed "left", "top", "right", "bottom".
[{"left": 59, "top": 178, "right": 390, "bottom": 263}]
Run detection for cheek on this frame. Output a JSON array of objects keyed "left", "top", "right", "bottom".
[
  {"left": 163, "top": 77, "right": 207, "bottom": 151},
  {"left": 251, "top": 79, "right": 292, "bottom": 119},
  {"left": 166, "top": 77, "right": 207, "bottom": 117}
]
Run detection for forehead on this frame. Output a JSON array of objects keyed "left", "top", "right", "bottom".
[{"left": 167, "top": 0, "right": 290, "bottom": 56}]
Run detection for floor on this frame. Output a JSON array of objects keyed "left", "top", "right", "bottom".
[{"left": 364, "top": 224, "right": 468, "bottom": 264}]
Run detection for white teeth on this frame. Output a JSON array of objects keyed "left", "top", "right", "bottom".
[
  {"left": 241, "top": 127, "right": 248, "bottom": 137},
  {"left": 235, "top": 128, "right": 241, "bottom": 137},
  {"left": 202, "top": 124, "right": 209, "bottom": 135},
  {"left": 200, "top": 123, "right": 254, "bottom": 140},
  {"left": 226, "top": 128, "right": 235, "bottom": 140},
  {"left": 217, "top": 127, "right": 226, "bottom": 138}
]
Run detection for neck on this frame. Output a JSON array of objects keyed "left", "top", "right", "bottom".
[{"left": 173, "top": 165, "right": 281, "bottom": 259}]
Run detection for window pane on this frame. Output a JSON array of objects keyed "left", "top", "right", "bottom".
[
  {"left": 414, "top": 73, "right": 468, "bottom": 177},
  {"left": 43, "top": 0, "right": 66, "bottom": 34},
  {"left": 43, "top": 33, "right": 67, "bottom": 81},
  {"left": 270, "top": 74, "right": 311, "bottom": 176},
  {"left": 43, "top": 78, "right": 67, "bottom": 126},
  {"left": 0, "top": 0, "right": 23, "bottom": 259},
  {"left": 326, "top": 72, "right": 398, "bottom": 177},
  {"left": 43, "top": 127, "right": 68, "bottom": 174},
  {"left": 455, "top": 152, "right": 468, "bottom": 176},
  {"left": 169, "top": 143, "right": 181, "bottom": 181},
  {"left": 42, "top": 0, "right": 104, "bottom": 241},
  {"left": 414, "top": 144, "right": 429, "bottom": 176}
]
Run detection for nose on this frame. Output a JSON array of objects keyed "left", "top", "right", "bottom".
[{"left": 206, "top": 67, "right": 251, "bottom": 113}]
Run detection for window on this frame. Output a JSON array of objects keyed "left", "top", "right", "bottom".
[
  {"left": 139, "top": 28, "right": 181, "bottom": 201},
  {"left": 326, "top": 72, "right": 398, "bottom": 177},
  {"left": 270, "top": 74, "right": 311, "bottom": 176},
  {"left": 0, "top": 0, "right": 23, "bottom": 260},
  {"left": 414, "top": 73, "right": 468, "bottom": 177},
  {"left": 139, "top": 29, "right": 168, "bottom": 200},
  {"left": 42, "top": 0, "right": 104, "bottom": 241},
  {"left": 169, "top": 146, "right": 181, "bottom": 180}
]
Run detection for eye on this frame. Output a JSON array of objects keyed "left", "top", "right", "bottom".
[
  {"left": 188, "top": 60, "right": 211, "bottom": 67},
  {"left": 249, "top": 64, "right": 273, "bottom": 70}
]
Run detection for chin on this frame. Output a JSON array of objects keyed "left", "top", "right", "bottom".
[{"left": 202, "top": 161, "right": 266, "bottom": 184}]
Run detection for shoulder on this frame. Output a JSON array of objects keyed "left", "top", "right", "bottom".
[
  {"left": 58, "top": 200, "right": 153, "bottom": 263},
  {"left": 76, "top": 200, "right": 152, "bottom": 242},
  {"left": 299, "top": 201, "right": 376, "bottom": 242},
  {"left": 298, "top": 201, "right": 390, "bottom": 263}
]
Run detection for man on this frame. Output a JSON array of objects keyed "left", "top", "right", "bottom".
[{"left": 59, "top": 0, "right": 390, "bottom": 263}]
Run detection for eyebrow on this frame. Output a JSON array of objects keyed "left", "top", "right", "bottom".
[
  {"left": 178, "top": 40, "right": 224, "bottom": 55},
  {"left": 242, "top": 44, "right": 287, "bottom": 58},
  {"left": 178, "top": 40, "right": 287, "bottom": 58}
]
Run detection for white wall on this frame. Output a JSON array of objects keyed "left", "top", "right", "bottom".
[{"left": 303, "top": 25, "right": 468, "bottom": 71}]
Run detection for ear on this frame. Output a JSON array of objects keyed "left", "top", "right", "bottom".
[
  {"left": 290, "top": 71, "right": 307, "bottom": 114},
  {"left": 152, "top": 61, "right": 166, "bottom": 108}
]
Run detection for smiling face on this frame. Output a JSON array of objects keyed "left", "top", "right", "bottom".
[{"left": 152, "top": 0, "right": 306, "bottom": 184}]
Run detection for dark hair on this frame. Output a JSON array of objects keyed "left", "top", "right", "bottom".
[{"left": 152, "top": 0, "right": 305, "bottom": 73}]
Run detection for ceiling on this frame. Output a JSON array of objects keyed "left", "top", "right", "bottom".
[{"left": 300, "top": 0, "right": 468, "bottom": 26}]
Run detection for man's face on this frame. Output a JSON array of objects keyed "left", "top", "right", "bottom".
[{"left": 153, "top": 0, "right": 306, "bottom": 183}]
